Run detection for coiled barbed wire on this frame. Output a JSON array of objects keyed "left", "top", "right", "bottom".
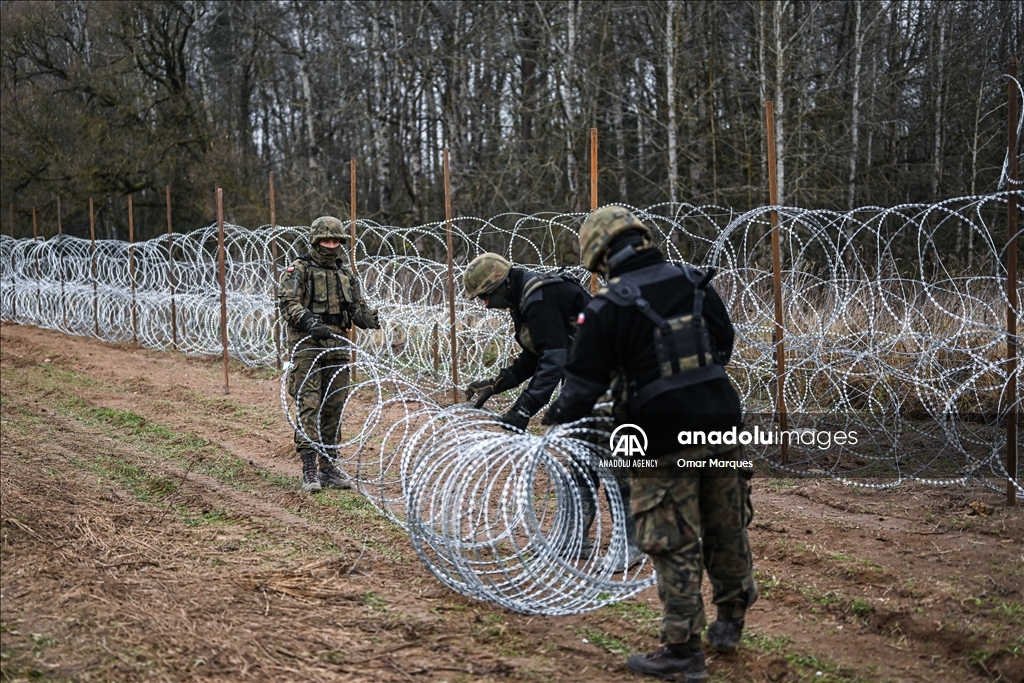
[
  {"left": 280, "top": 338, "right": 652, "bottom": 614},
  {"left": 2, "top": 196, "right": 1022, "bottom": 612}
]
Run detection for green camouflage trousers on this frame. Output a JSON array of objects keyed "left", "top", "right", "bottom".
[
  {"left": 286, "top": 344, "right": 351, "bottom": 459},
  {"left": 629, "top": 444, "right": 757, "bottom": 645}
]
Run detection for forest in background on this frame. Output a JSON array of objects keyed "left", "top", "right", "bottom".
[{"left": 1, "top": 0, "right": 1021, "bottom": 252}]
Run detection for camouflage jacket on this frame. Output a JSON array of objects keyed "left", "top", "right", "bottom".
[{"left": 277, "top": 255, "right": 379, "bottom": 347}]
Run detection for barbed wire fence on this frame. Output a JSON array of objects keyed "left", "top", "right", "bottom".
[{"left": 2, "top": 194, "right": 1021, "bottom": 614}]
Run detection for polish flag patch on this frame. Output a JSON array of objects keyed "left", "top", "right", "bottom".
[
  {"left": 286, "top": 266, "right": 295, "bottom": 272},
  {"left": 577, "top": 312, "right": 586, "bottom": 325}
]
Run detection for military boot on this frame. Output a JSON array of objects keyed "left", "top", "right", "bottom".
[
  {"left": 610, "top": 542, "right": 647, "bottom": 573},
  {"left": 301, "top": 453, "right": 321, "bottom": 493},
  {"left": 318, "top": 457, "right": 351, "bottom": 490},
  {"left": 705, "top": 619, "right": 743, "bottom": 654},
  {"left": 626, "top": 644, "right": 707, "bottom": 682}
]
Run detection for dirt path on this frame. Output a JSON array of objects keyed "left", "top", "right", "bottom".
[{"left": 1, "top": 322, "right": 1021, "bottom": 683}]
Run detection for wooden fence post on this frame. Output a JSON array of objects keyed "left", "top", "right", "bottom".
[
  {"left": 349, "top": 158, "right": 358, "bottom": 377},
  {"left": 217, "top": 188, "right": 230, "bottom": 394},
  {"left": 167, "top": 185, "right": 178, "bottom": 350},
  {"left": 128, "top": 194, "right": 137, "bottom": 344},
  {"left": 443, "top": 147, "right": 459, "bottom": 402},
  {"left": 32, "top": 206, "right": 39, "bottom": 315},
  {"left": 57, "top": 196, "right": 66, "bottom": 329},
  {"left": 8, "top": 205, "right": 15, "bottom": 320},
  {"left": 765, "top": 101, "right": 789, "bottom": 466},
  {"left": 268, "top": 172, "right": 281, "bottom": 370},
  {"left": 90, "top": 198, "right": 98, "bottom": 336},
  {"left": 1006, "top": 57, "right": 1019, "bottom": 506}
]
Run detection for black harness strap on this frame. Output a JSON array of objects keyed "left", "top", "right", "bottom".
[{"left": 597, "top": 262, "right": 728, "bottom": 411}]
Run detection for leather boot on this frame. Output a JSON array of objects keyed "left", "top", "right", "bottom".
[
  {"left": 318, "top": 457, "right": 351, "bottom": 489},
  {"left": 301, "top": 452, "right": 321, "bottom": 492},
  {"left": 626, "top": 645, "right": 707, "bottom": 682}
]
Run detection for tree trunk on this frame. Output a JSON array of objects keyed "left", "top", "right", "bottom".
[
  {"left": 773, "top": 0, "right": 786, "bottom": 204},
  {"left": 847, "top": 0, "right": 863, "bottom": 210},
  {"left": 558, "top": 0, "right": 580, "bottom": 211},
  {"left": 666, "top": 0, "right": 678, "bottom": 205},
  {"left": 931, "top": 15, "right": 946, "bottom": 201}
]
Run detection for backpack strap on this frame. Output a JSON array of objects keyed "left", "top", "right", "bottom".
[{"left": 520, "top": 270, "right": 591, "bottom": 312}]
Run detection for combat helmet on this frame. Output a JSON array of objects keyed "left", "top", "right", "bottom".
[
  {"left": 309, "top": 216, "right": 347, "bottom": 245},
  {"left": 578, "top": 206, "right": 652, "bottom": 272},
  {"left": 463, "top": 253, "right": 512, "bottom": 298}
]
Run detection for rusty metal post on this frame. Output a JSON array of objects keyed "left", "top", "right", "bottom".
[
  {"left": 349, "top": 158, "right": 358, "bottom": 376},
  {"left": 166, "top": 185, "right": 178, "bottom": 350},
  {"left": 1006, "top": 57, "right": 1019, "bottom": 506},
  {"left": 432, "top": 323, "right": 440, "bottom": 376},
  {"left": 32, "top": 206, "right": 39, "bottom": 314},
  {"left": 90, "top": 198, "right": 98, "bottom": 336},
  {"left": 217, "top": 188, "right": 230, "bottom": 394},
  {"left": 269, "top": 171, "right": 281, "bottom": 370},
  {"left": 128, "top": 194, "right": 137, "bottom": 344},
  {"left": 443, "top": 147, "right": 459, "bottom": 402},
  {"left": 57, "top": 196, "right": 66, "bottom": 329},
  {"left": 8, "top": 205, "right": 15, "bottom": 320},
  {"left": 765, "top": 101, "right": 789, "bottom": 465},
  {"left": 589, "top": 127, "right": 600, "bottom": 294}
]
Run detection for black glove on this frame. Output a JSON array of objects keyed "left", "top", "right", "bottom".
[
  {"left": 466, "top": 368, "right": 519, "bottom": 409},
  {"left": 501, "top": 393, "right": 541, "bottom": 430},
  {"left": 300, "top": 312, "right": 334, "bottom": 341},
  {"left": 355, "top": 307, "right": 381, "bottom": 329},
  {"left": 466, "top": 378, "right": 496, "bottom": 408},
  {"left": 541, "top": 404, "right": 561, "bottom": 426},
  {"left": 500, "top": 405, "right": 532, "bottom": 430}
]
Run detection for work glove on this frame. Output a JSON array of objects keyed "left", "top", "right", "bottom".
[
  {"left": 354, "top": 307, "right": 381, "bottom": 330},
  {"left": 500, "top": 393, "right": 541, "bottom": 431},
  {"left": 466, "top": 378, "right": 496, "bottom": 409},
  {"left": 541, "top": 404, "right": 562, "bottom": 426},
  {"left": 466, "top": 368, "right": 519, "bottom": 408},
  {"left": 500, "top": 405, "right": 532, "bottom": 431},
  {"left": 300, "top": 313, "right": 334, "bottom": 341}
]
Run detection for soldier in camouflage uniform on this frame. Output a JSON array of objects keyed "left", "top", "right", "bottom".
[
  {"left": 543, "top": 206, "right": 757, "bottom": 682},
  {"left": 278, "top": 216, "right": 381, "bottom": 493}
]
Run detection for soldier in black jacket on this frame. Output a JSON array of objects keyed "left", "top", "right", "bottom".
[
  {"left": 462, "top": 253, "right": 590, "bottom": 429},
  {"left": 544, "top": 206, "right": 757, "bottom": 682},
  {"left": 465, "top": 253, "right": 645, "bottom": 570}
]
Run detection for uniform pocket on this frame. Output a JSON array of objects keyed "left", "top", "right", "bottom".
[
  {"left": 337, "top": 271, "right": 355, "bottom": 302},
  {"left": 310, "top": 271, "right": 329, "bottom": 312},
  {"left": 631, "top": 484, "right": 684, "bottom": 555}
]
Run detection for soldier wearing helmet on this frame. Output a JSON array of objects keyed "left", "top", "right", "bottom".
[
  {"left": 543, "top": 206, "right": 756, "bottom": 681},
  {"left": 278, "top": 216, "right": 381, "bottom": 493},
  {"left": 462, "top": 253, "right": 590, "bottom": 431}
]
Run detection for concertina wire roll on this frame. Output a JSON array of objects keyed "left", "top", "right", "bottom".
[{"left": 2, "top": 195, "right": 1022, "bottom": 614}]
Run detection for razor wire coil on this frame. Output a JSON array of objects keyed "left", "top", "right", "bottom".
[{"left": 2, "top": 194, "right": 1022, "bottom": 613}]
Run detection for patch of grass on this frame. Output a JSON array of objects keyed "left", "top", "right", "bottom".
[
  {"left": 763, "top": 477, "right": 799, "bottom": 492},
  {"left": 362, "top": 591, "right": 387, "bottom": 612},
  {"left": 577, "top": 627, "right": 630, "bottom": 656},
  {"left": 992, "top": 600, "right": 1024, "bottom": 623},
  {"left": 808, "top": 590, "right": 843, "bottom": 607},
  {"left": 180, "top": 508, "right": 231, "bottom": 528},
  {"left": 744, "top": 630, "right": 792, "bottom": 655},
  {"left": 319, "top": 492, "right": 377, "bottom": 512},
  {"left": 600, "top": 600, "right": 660, "bottom": 623},
  {"left": 88, "top": 407, "right": 176, "bottom": 441},
  {"left": 850, "top": 598, "right": 872, "bottom": 617}
]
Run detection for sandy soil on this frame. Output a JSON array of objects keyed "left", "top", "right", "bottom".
[{"left": 1, "top": 322, "right": 1021, "bottom": 683}]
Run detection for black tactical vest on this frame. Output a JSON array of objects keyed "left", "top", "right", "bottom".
[{"left": 597, "top": 262, "right": 728, "bottom": 410}]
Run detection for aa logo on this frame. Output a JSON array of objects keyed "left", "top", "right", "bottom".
[{"left": 609, "top": 424, "right": 648, "bottom": 458}]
